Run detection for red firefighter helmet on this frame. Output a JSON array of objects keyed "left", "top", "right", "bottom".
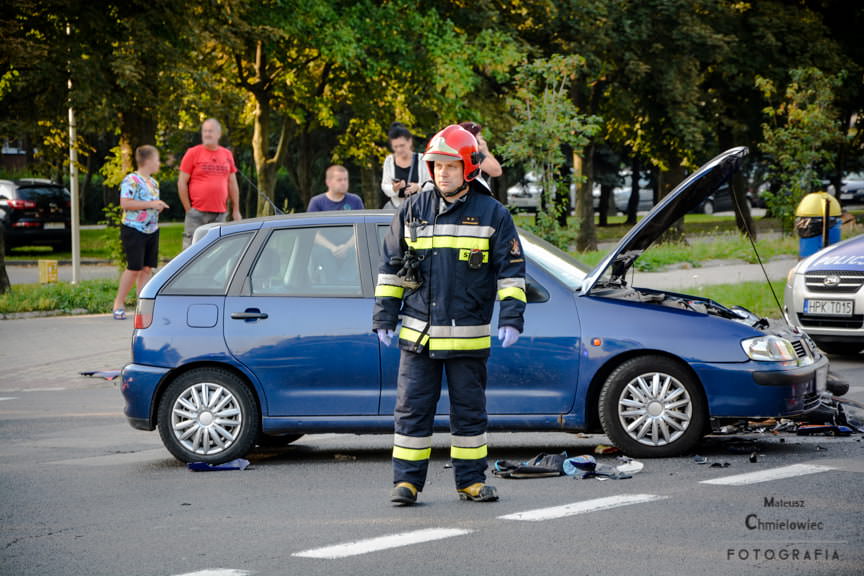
[{"left": 424, "top": 124, "right": 484, "bottom": 183}]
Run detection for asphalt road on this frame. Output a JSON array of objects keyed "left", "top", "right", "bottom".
[{"left": 0, "top": 315, "right": 862, "bottom": 576}]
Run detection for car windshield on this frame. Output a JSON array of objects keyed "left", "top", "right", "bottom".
[
  {"left": 519, "top": 229, "right": 589, "bottom": 291},
  {"left": 16, "top": 186, "right": 68, "bottom": 202}
]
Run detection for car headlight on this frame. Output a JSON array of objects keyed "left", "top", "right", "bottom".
[{"left": 741, "top": 335, "right": 798, "bottom": 363}]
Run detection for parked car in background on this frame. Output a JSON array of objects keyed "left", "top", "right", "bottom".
[
  {"left": 0, "top": 179, "right": 71, "bottom": 252},
  {"left": 838, "top": 176, "right": 864, "bottom": 205},
  {"left": 692, "top": 183, "right": 754, "bottom": 214},
  {"left": 784, "top": 233, "right": 864, "bottom": 355},
  {"left": 593, "top": 170, "right": 653, "bottom": 214},
  {"left": 506, "top": 174, "right": 542, "bottom": 212}
]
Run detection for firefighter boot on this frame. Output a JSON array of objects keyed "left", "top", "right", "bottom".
[
  {"left": 457, "top": 483, "right": 498, "bottom": 502},
  {"left": 390, "top": 482, "right": 418, "bottom": 506}
]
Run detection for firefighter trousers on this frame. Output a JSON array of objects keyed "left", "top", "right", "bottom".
[{"left": 392, "top": 349, "right": 489, "bottom": 491}]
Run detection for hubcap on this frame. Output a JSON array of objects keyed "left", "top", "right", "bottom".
[
  {"left": 617, "top": 372, "right": 692, "bottom": 447},
  {"left": 171, "top": 382, "right": 242, "bottom": 455}
]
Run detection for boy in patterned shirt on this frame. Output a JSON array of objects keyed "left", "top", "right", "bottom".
[{"left": 111, "top": 145, "right": 169, "bottom": 319}]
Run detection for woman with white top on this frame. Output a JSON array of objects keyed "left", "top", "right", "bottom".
[{"left": 381, "top": 122, "right": 430, "bottom": 209}]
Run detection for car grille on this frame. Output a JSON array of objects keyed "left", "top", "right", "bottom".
[
  {"left": 804, "top": 270, "right": 864, "bottom": 293},
  {"left": 797, "top": 313, "right": 864, "bottom": 329},
  {"left": 791, "top": 339, "right": 807, "bottom": 359}
]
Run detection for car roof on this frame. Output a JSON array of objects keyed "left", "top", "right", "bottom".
[
  {"left": 0, "top": 178, "right": 62, "bottom": 187},
  {"left": 217, "top": 210, "right": 395, "bottom": 230}
]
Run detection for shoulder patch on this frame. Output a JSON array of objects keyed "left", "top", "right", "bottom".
[{"left": 510, "top": 238, "right": 522, "bottom": 257}]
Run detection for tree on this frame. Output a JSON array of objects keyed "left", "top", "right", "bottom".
[
  {"left": 500, "top": 55, "right": 601, "bottom": 249},
  {"left": 756, "top": 67, "right": 841, "bottom": 232}
]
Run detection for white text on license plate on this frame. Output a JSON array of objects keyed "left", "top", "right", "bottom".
[
  {"left": 43, "top": 222, "right": 65, "bottom": 230},
  {"left": 804, "top": 299, "right": 853, "bottom": 316}
]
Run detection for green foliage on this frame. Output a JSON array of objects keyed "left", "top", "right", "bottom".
[
  {"left": 99, "top": 146, "right": 127, "bottom": 188},
  {"left": 692, "top": 280, "right": 788, "bottom": 320},
  {"left": 572, "top": 233, "right": 798, "bottom": 271},
  {"left": 500, "top": 54, "right": 602, "bottom": 248},
  {"left": 100, "top": 203, "right": 126, "bottom": 272},
  {"left": 756, "top": 67, "right": 841, "bottom": 231},
  {"left": 0, "top": 279, "right": 125, "bottom": 315}
]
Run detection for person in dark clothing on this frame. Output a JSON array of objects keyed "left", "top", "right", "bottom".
[{"left": 372, "top": 124, "right": 526, "bottom": 506}]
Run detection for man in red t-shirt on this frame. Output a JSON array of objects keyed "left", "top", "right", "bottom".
[{"left": 178, "top": 118, "right": 242, "bottom": 248}]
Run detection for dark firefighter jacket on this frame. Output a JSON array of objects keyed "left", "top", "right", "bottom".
[{"left": 372, "top": 181, "right": 526, "bottom": 359}]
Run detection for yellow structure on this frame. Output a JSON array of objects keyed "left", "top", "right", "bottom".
[
  {"left": 38, "top": 260, "right": 58, "bottom": 284},
  {"left": 795, "top": 191, "right": 841, "bottom": 218}
]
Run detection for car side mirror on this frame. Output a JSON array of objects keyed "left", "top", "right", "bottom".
[{"left": 525, "top": 275, "right": 549, "bottom": 303}]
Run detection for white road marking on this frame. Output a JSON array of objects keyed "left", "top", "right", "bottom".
[
  {"left": 700, "top": 463, "right": 836, "bottom": 486},
  {"left": 0, "top": 397, "right": 17, "bottom": 402},
  {"left": 169, "top": 570, "right": 252, "bottom": 576},
  {"left": 497, "top": 493, "right": 668, "bottom": 522},
  {"left": 292, "top": 528, "right": 473, "bottom": 559}
]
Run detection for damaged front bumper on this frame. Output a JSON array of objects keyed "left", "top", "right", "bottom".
[{"left": 696, "top": 354, "right": 830, "bottom": 419}]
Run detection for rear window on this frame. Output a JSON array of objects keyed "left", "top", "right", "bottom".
[
  {"left": 162, "top": 232, "right": 253, "bottom": 295},
  {"left": 16, "top": 186, "right": 68, "bottom": 202}
]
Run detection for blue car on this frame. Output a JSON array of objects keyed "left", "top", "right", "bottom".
[{"left": 122, "top": 147, "right": 829, "bottom": 463}]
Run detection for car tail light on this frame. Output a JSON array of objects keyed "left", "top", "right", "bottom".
[
  {"left": 4, "top": 199, "right": 38, "bottom": 209},
  {"left": 134, "top": 298, "right": 155, "bottom": 329},
  {"left": 13, "top": 221, "right": 41, "bottom": 227}
]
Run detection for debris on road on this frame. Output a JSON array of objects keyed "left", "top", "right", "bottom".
[
  {"left": 80, "top": 369, "right": 121, "bottom": 380},
  {"left": 187, "top": 458, "right": 250, "bottom": 471},
  {"left": 491, "top": 451, "right": 642, "bottom": 481}
]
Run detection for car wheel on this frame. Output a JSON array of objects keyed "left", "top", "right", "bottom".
[
  {"left": 702, "top": 200, "right": 715, "bottom": 215},
  {"left": 157, "top": 368, "right": 260, "bottom": 464},
  {"left": 815, "top": 341, "right": 862, "bottom": 356},
  {"left": 599, "top": 356, "right": 706, "bottom": 458}
]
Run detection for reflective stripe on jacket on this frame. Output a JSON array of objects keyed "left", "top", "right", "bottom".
[{"left": 372, "top": 182, "right": 526, "bottom": 358}]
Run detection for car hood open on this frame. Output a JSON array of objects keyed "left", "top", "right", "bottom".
[{"left": 581, "top": 146, "right": 749, "bottom": 293}]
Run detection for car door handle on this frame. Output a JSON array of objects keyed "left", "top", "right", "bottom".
[{"left": 231, "top": 311, "right": 269, "bottom": 320}]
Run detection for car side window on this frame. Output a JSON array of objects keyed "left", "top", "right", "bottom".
[
  {"left": 249, "top": 226, "right": 362, "bottom": 297},
  {"left": 162, "top": 232, "right": 253, "bottom": 295}
]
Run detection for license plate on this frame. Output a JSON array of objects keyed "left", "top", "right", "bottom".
[
  {"left": 43, "top": 222, "right": 65, "bottom": 230},
  {"left": 804, "top": 299, "right": 854, "bottom": 316}
]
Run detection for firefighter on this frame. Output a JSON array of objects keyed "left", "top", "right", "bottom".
[{"left": 372, "top": 124, "right": 526, "bottom": 505}]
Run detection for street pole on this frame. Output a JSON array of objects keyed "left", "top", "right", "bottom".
[{"left": 67, "top": 23, "right": 80, "bottom": 284}]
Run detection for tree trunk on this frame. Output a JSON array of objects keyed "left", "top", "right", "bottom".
[
  {"left": 732, "top": 169, "right": 757, "bottom": 240},
  {"left": 658, "top": 163, "right": 688, "bottom": 244},
  {"left": 0, "top": 222, "right": 10, "bottom": 294},
  {"left": 297, "top": 129, "right": 313, "bottom": 209},
  {"left": 575, "top": 146, "right": 597, "bottom": 252},
  {"left": 119, "top": 107, "right": 157, "bottom": 173},
  {"left": 598, "top": 184, "right": 613, "bottom": 227},
  {"left": 625, "top": 157, "right": 641, "bottom": 225},
  {"left": 359, "top": 164, "right": 380, "bottom": 209},
  {"left": 252, "top": 100, "right": 278, "bottom": 217}
]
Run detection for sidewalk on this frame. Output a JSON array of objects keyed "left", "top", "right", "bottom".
[{"left": 634, "top": 256, "right": 796, "bottom": 291}]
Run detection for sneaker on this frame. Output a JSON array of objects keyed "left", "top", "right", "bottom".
[
  {"left": 390, "top": 482, "right": 418, "bottom": 506},
  {"left": 113, "top": 309, "right": 126, "bottom": 320},
  {"left": 457, "top": 483, "right": 498, "bottom": 502}
]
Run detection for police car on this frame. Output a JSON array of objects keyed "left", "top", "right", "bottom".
[
  {"left": 121, "top": 147, "right": 829, "bottom": 464},
  {"left": 784, "top": 233, "right": 864, "bottom": 355}
]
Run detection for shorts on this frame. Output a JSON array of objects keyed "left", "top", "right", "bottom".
[
  {"left": 121, "top": 225, "right": 159, "bottom": 271},
  {"left": 183, "top": 208, "right": 228, "bottom": 249}
]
